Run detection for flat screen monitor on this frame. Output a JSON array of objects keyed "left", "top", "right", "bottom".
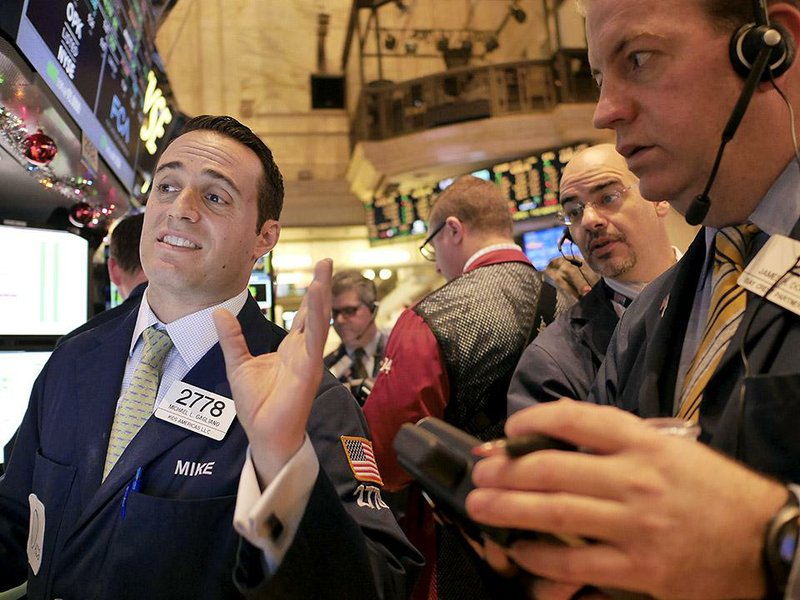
[
  {"left": 0, "top": 350, "right": 50, "bottom": 450},
  {"left": 522, "top": 226, "right": 573, "bottom": 271},
  {"left": 0, "top": 225, "right": 88, "bottom": 336}
]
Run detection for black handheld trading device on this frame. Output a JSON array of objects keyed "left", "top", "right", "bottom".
[{"left": 392, "top": 416, "right": 574, "bottom": 546}]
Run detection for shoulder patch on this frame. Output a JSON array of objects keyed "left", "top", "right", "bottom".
[{"left": 340, "top": 436, "right": 384, "bottom": 486}]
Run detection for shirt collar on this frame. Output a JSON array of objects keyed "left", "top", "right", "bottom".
[
  {"left": 463, "top": 243, "right": 521, "bottom": 273},
  {"left": 345, "top": 329, "right": 380, "bottom": 357},
  {"left": 749, "top": 160, "right": 800, "bottom": 236},
  {"left": 131, "top": 288, "right": 250, "bottom": 368},
  {"left": 702, "top": 160, "right": 800, "bottom": 252}
]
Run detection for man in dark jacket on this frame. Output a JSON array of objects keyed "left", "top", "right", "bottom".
[{"left": 508, "top": 143, "right": 678, "bottom": 411}]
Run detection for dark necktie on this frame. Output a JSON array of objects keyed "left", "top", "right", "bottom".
[{"left": 353, "top": 347, "right": 369, "bottom": 379}]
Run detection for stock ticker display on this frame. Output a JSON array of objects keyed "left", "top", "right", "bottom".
[
  {"left": 367, "top": 142, "right": 588, "bottom": 241},
  {"left": 15, "top": 0, "right": 172, "bottom": 191}
]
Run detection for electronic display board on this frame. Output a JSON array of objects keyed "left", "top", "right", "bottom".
[
  {"left": 493, "top": 142, "right": 588, "bottom": 222},
  {"left": 367, "top": 187, "right": 433, "bottom": 241},
  {"left": 366, "top": 144, "right": 587, "bottom": 241},
  {"left": 15, "top": 0, "right": 172, "bottom": 192}
]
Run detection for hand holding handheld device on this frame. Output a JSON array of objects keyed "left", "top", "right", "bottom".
[{"left": 393, "top": 417, "right": 574, "bottom": 547}]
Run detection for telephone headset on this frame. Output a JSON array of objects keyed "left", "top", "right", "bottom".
[
  {"left": 557, "top": 228, "right": 598, "bottom": 291},
  {"left": 557, "top": 228, "right": 582, "bottom": 268},
  {"left": 685, "top": 0, "right": 795, "bottom": 225},
  {"left": 353, "top": 301, "right": 379, "bottom": 340}
]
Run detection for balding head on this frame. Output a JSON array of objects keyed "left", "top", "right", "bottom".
[{"left": 559, "top": 144, "right": 676, "bottom": 283}]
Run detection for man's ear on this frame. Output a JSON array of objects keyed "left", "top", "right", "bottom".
[
  {"left": 653, "top": 200, "right": 670, "bottom": 218},
  {"left": 445, "top": 216, "right": 464, "bottom": 245},
  {"left": 108, "top": 257, "right": 122, "bottom": 286},
  {"left": 254, "top": 219, "right": 280, "bottom": 259}
]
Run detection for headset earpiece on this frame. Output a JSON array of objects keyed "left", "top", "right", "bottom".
[
  {"left": 557, "top": 228, "right": 583, "bottom": 268},
  {"left": 729, "top": 22, "right": 795, "bottom": 80}
]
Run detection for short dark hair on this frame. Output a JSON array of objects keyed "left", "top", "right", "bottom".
[
  {"left": 332, "top": 269, "right": 377, "bottom": 308},
  {"left": 429, "top": 175, "right": 512, "bottom": 237},
  {"left": 177, "top": 115, "right": 284, "bottom": 231},
  {"left": 109, "top": 213, "right": 144, "bottom": 274}
]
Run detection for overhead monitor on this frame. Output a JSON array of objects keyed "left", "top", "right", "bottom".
[
  {"left": 14, "top": 0, "right": 173, "bottom": 191},
  {"left": 521, "top": 225, "right": 572, "bottom": 271},
  {"left": 0, "top": 225, "right": 88, "bottom": 336}
]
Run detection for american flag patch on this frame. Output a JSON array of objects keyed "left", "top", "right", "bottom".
[{"left": 340, "top": 436, "right": 384, "bottom": 486}]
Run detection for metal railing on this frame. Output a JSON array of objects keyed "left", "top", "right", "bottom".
[{"left": 351, "top": 49, "right": 596, "bottom": 144}]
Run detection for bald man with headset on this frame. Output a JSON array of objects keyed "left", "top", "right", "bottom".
[{"left": 508, "top": 144, "right": 679, "bottom": 411}]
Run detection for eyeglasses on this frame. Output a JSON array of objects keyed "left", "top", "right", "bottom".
[
  {"left": 419, "top": 221, "right": 446, "bottom": 261},
  {"left": 557, "top": 185, "right": 633, "bottom": 226},
  {"left": 332, "top": 304, "right": 364, "bottom": 320}
]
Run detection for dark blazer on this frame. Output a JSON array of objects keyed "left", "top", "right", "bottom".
[
  {"left": 591, "top": 222, "right": 800, "bottom": 483},
  {"left": 56, "top": 281, "right": 147, "bottom": 347},
  {"left": 0, "top": 295, "right": 421, "bottom": 599},
  {"left": 508, "top": 281, "right": 619, "bottom": 413},
  {"left": 324, "top": 331, "right": 389, "bottom": 382}
]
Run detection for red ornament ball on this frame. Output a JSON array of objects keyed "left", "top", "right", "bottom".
[
  {"left": 68, "top": 202, "right": 94, "bottom": 228},
  {"left": 23, "top": 129, "right": 58, "bottom": 166}
]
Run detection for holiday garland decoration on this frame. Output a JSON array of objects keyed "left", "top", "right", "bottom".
[{"left": 0, "top": 104, "right": 115, "bottom": 227}]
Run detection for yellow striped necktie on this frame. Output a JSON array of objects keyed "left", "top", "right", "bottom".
[
  {"left": 677, "top": 224, "right": 761, "bottom": 423},
  {"left": 103, "top": 326, "right": 173, "bottom": 481}
]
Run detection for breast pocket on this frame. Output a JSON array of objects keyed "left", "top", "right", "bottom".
[
  {"left": 27, "top": 450, "right": 77, "bottom": 596},
  {"left": 100, "top": 492, "right": 240, "bottom": 599}
]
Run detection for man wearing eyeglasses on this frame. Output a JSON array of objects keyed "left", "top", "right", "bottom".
[
  {"left": 363, "top": 174, "right": 572, "bottom": 600},
  {"left": 324, "top": 270, "right": 388, "bottom": 404},
  {"left": 508, "top": 143, "right": 680, "bottom": 411}
]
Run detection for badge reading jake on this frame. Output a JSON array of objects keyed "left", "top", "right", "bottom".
[
  {"left": 341, "top": 436, "right": 384, "bottom": 486},
  {"left": 155, "top": 381, "right": 236, "bottom": 441}
]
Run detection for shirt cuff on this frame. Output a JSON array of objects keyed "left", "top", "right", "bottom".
[
  {"left": 233, "top": 436, "right": 319, "bottom": 574},
  {"left": 784, "top": 484, "right": 800, "bottom": 600}
]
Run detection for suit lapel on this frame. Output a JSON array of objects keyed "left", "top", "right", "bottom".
[
  {"left": 637, "top": 232, "right": 707, "bottom": 416},
  {"left": 71, "top": 296, "right": 277, "bottom": 533},
  {"left": 70, "top": 309, "right": 137, "bottom": 508},
  {"left": 573, "top": 283, "right": 618, "bottom": 363}
]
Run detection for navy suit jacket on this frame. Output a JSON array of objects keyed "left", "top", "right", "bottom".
[
  {"left": 508, "top": 280, "right": 619, "bottom": 413},
  {"left": 0, "top": 295, "right": 421, "bottom": 599},
  {"left": 591, "top": 221, "right": 800, "bottom": 482}
]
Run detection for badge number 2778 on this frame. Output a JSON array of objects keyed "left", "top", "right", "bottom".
[{"left": 155, "top": 381, "right": 237, "bottom": 441}]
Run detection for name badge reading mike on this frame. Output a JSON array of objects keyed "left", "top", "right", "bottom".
[
  {"left": 155, "top": 381, "right": 236, "bottom": 441},
  {"left": 739, "top": 234, "right": 800, "bottom": 317}
]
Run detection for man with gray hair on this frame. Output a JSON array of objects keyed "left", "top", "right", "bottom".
[{"left": 324, "top": 269, "right": 388, "bottom": 404}]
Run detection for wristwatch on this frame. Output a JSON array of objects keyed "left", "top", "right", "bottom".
[{"left": 764, "top": 489, "right": 800, "bottom": 598}]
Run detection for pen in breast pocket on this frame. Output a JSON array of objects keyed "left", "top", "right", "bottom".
[{"left": 121, "top": 466, "right": 144, "bottom": 520}]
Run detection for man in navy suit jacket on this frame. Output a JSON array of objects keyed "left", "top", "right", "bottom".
[{"left": 0, "top": 115, "right": 421, "bottom": 599}]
